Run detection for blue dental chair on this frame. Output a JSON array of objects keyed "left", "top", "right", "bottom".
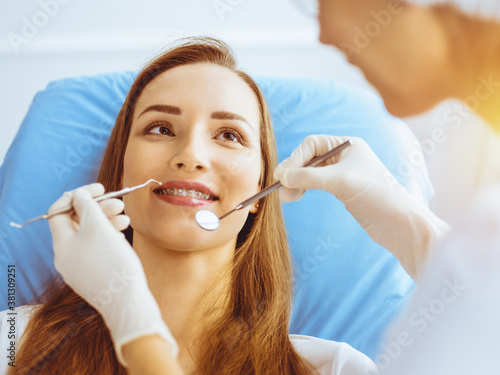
[{"left": 0, "top": 72, "right": 432, "bottom": 360}]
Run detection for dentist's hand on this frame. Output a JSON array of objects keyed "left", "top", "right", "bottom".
[
  {"left": 48, "top": 184, "right": 178, "bottom": 368},
  {"left": 274, "top": 135, "right": 451, "bottom": 280}
]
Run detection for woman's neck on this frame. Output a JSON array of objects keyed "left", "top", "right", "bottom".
[
  {"left": 131, "top": 233, "right": 234, "bottom": 350},
  {"left": 435, "top": 5, "right": 500, "bottom": 130}
]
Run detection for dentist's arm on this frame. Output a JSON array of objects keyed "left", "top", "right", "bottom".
[
  {"left": 274, "top": 135, "right": 451, "bottom": 280},
  {"left": 48, "top": 184, "right": 181, "bottom": 373}
]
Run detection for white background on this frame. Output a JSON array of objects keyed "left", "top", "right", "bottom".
[
  {"left": 2, "top": 0, "right": 500, "bottom": 221},
  {"left": 0, "top": 0, "right": 370, "bottom": 165}
]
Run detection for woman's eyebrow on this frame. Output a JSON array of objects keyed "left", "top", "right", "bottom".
[
  {"left": 137, "top": 106, "right": 253, "bottom": 129},
  {"left": 211, "top": 111, "right": 251, "bottom": 128},
  {"left": 138, "top": 104, "right": 182, "bottom": 118}
]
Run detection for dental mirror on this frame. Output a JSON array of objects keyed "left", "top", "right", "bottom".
[
  {"left": 196, "top": 140, "right": 352, "bottom": 231},
  {"left": 195, "top": 210, "right": 221, "bottom": 231}
]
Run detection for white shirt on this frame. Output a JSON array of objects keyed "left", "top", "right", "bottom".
[{"left": 0, "top": 304, "right": 377, "bottom": 375}]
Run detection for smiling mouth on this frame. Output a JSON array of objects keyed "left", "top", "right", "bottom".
[{"left": 154, "top": 187, "right": 219, "bottom": 201}]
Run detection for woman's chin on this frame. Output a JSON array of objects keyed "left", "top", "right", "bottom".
[{"left": 132, "top": 220, "right": 221, "bottom": 252}]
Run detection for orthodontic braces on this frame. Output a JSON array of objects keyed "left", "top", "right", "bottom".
[{"left": 155, "top": 188, "right": 217, "bottom": 201}]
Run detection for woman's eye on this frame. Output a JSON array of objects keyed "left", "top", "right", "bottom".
[
  {"left": 216, "top": 129, "right": 242, "bottom": 143},
  {"left": 148, "top": 124, "right": 174, "bottom": 136}
]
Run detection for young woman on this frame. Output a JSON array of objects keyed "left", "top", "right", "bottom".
[{"left": 4, "top": 37, "right": 377, "bottom": 374}]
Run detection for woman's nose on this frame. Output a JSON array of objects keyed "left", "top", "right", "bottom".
[{"left": 169, "top": 136, "right": 210, "bottom": 173}]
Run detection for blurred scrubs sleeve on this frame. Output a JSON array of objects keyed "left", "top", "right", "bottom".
[{"left": 379, "top": 184, "right": 500, "bottom": 374}]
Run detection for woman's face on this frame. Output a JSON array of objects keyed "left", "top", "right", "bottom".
[{"left": 122, "top": 63, "right": 262, "bottom": 252}]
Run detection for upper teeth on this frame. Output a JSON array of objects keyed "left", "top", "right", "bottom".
[{"left": 156, "top": 188, "right": 215, "bottom": 200}]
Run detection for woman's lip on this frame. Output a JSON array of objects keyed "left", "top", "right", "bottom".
[
  {"left": 154, "top": 192, "right": 215, "bottom": 208},
  {"left": 154, "top": 180, "right": 218, "bottom": 199}
]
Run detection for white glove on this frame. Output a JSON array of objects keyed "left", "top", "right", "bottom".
[
  {"left": 48, "top": 183, "right": 178, "bottom": 367},
  {"left": 274, "top": 135, "right": 451, "bottom": 280}
]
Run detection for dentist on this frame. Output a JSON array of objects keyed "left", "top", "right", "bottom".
[{"left": 275, "top": 0, "right": 500, "bottom": 271}]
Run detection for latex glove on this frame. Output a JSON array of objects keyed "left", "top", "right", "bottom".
[
  {"left": 274, "top": 135, "right": 451, "bottom": 280},
  {"left": 48, "top": 183, "right": 178, "bottom": 367}
]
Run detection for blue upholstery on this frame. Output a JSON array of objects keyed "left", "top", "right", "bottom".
[{"left": 0, "top": 72, "right": 432, "bottom": 359}]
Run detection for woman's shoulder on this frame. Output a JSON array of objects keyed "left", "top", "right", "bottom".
[
  {"left": 289, "top": 334, "right": 378, "bottom": 375},
  {"left": 0, "top": 304, "right": 42, "bottom": 373}
]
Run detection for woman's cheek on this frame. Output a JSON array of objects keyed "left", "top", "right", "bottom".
[
  {"left": 218, "top": 146, "right": 258, "bottom": 178},
  {"left": 237, "top": 160, "right": 261, "bottom": 196},
  {"left": 124, "top": 143, "right": 163, "bottom": 184},
  {"left": 121, "top": 147, "right": 151, "bottom": 221}
]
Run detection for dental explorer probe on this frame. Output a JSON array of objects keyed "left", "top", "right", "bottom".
[
  {"left": 10, "top": 179, "right": 161, "bottom": 229},
  {"left": 196, "top": 140, "right": 352, "bottom": 231}
]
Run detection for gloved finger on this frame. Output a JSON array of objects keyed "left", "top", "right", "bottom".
[
  {"left": 274, "top": 137, "right": 322, "bottom": 179},
  {"left": 274, "top": 135, "right": 350, "bottom": 181},
  {"left": 48, "top": 183, "right": 105, "bottom": 237},
  {"left": 280, "top": 164, "right": 342, "bottom": 192},
  {"left": 69, "top": 210, "right": 81, "bottom": 231},
  {"left": 274, "top": 157, "right": 292, "bottom": 182},
  {"left": 72, "top": 188, "right": 116, "bottom": 231},
  {"left": 291, "top": 135, "right": 349, "bottom": 165},
  {"left": 279, "top": 187, "right": 306, "bottom": 203},
  {"left": 48, "top": 190, "right": 73, "bottom": 214},
  {"left": 78, "top": 183, "right": 105, "bottom": 199},
  {"left": 109, "top": 214, "right": 131, "bottom": 232},
  {"left": 48, "top": 191, "right": 76, "bottom": 239},
  {"left": 98, "top": 199, "right": 125, "bottom": 218}
]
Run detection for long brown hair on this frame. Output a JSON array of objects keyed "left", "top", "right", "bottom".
[{"left": 12, "top": 37, "right": 319, "bottom": 374}]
